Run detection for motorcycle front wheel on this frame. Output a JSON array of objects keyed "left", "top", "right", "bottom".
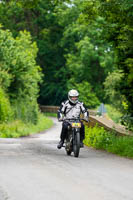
[{"left": 73, "top": 130, "right": 80, "bottom": 157}]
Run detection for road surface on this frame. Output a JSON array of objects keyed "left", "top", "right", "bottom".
[{"left": 0, "top": 118, "right": 133, "bottom": 200}]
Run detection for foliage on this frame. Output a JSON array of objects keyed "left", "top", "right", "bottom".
[
  {"left": 84, "top": 125, "right": 133, "bottom": 158},
  {"left": 0, "top": 27, "right": 42, "bottom": 123},
  {"left": 0, "top": 114, "right": 53, "bottom": 138},
  {"left": 68, "top": 81, "right": 100, "bottom": 108},
  {"left": 105, "top": 104, "right": 122, "bottom": 124},
  {"left": 60, "top": 6, "right": 115, "bottom": 103},
  {"left": 84, "top": 125, "right": 112, "bottom": 149},
  {"left": 97, "top": 0, "right": 133, "bottom": 129},
  {"left": 0, "top": 0, "right": 69, "bottom": 105},
  {"left": 13, "top": 99, "right": 39, "bottom": 124},
  {"left": 43, "top": 112, "right": 57, "bottom": 117},
  {"left": 104, "top": 70, "right": 124, "bottom": 111},
  {"left": 0, "top": 0, "right": 115, "bottom": 106},
  {"left": 0, "top": 29, "right": 42, "bottom": 100},
  {"left": 0, "top": 87, "right": 13, "bottom": 122},
  {"left": 121, "top": 114, "right": 133, "bottom": 132},
  {"left": 0, "top": 0, "right": 133, "bottom": 129},
  {"left": 76, "top": 0, "right": 133, "bottom": 129}
]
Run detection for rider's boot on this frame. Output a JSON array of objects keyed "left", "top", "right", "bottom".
[
  {"left": 57, "top": 140, "right": 64, "bottom": 149},
  {"left": 80, "top": 138, "right": 84, "bottom": 148},
  {"left": 80, "top": 141, "right": 84, "bottom": 148}
]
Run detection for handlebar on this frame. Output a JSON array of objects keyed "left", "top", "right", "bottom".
[
  {"left": 80, "top": 118, "right": 89, "bottom": 122},
  {"left": 58, "top": 117, "right": 89, "bottom": 123}
]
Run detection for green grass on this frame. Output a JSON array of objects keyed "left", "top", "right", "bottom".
[
  {"left": 84, "top": 125, "right": 133, "bottom": 158},
  {"left": 43, "top": 112, "right": 57, "bottom": 117},
  {"left": 0, "top": 113, "right": 53, "bottom": 138}
]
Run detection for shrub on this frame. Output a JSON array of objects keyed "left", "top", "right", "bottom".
[
  {"left": 121, "top": 114, "right": 133, "bottom": 131},
  {"left": 13, "top": 99, "right": 39, "bottom": 124},
  {"left": 0, "top": 114, "right": 53, "bottom": 138},
  {"left": 84, "top": 125, "right": 133, "bottom": 158},
  {"left": 0, "top": 87, "right": 13, "bottom": 123},
  {"left": 84, "top": 125, "right": 114, "bottom": 149},
  {"left": 0, "top": 28, "right": 42, "bottom": 124}
]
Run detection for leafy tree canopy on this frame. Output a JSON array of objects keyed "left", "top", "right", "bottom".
[{"left": 0, "top": 27, "right": 42, "bottom": 123}]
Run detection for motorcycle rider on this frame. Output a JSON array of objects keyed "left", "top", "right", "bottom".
[{"left": 57, "top": 89, "right": 89, "bottom": 149}]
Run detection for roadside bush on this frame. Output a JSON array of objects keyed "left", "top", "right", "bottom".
[
  {"left": 121, "top": 114, "right": 133, "bottom": 132},
  {"left": 0, "top": 87, "right": 13, "bottom": 123},
  {"left": 13, "top": 99, "right": 39, "bottom": 124},
  {"left": 84, "top": 125, "right": 114, "bottom": 150},
  {"left": 0, "top": 27, "right": 42, "bottom": 124},
  {"left": 0, "top": 114, "right": 53, "bottom": 138},
  {"left": 84, "top": 125, "right": 133, "bottom": 158}
]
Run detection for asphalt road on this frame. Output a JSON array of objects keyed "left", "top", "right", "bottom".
[{"left": 0, "top": 118, "right": 133, "bottom": 200}]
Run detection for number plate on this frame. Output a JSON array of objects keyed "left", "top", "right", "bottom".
[{"left": 72, "top": 123, "right": 81, "bottom": 128}]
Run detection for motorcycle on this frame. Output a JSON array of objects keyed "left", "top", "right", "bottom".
[{"left": 62, "top": 118, "right": 87, "bottom": 157}]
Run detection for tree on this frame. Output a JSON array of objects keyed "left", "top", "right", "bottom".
[
  {"left": 0, "top": 87, "right": 13, "bottom": 123},
  {"left": 57, "top": 1, "right": 115, "bottom": 104},
  {"left": 0, "top": 27, "right": 42, "bottom": 123},
  {"left": 68, "top": 81, "right": 100, "bottom": 108},
  {"left": 98, "top": 0, "right": 133, "bottom": 128},
  {"left": 104, "top": 70, "right": 124, "bottom": 111},
  {"left": 0, "top": 0, "right": 70, "bottom": 105},
  {"left": 73, "top": 0, "right": 133, "bottom": 128}
]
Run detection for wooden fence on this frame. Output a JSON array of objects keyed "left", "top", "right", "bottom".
[{"left": 40, "top": 105, "right": 133, "bottom": 136}]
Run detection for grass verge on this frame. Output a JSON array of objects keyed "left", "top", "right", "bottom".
[
  {"left": 0, "top": 113, "right": 53, "bottom": 138},
  {"left": 84, "top": 125, "right": 133, "bottom": 158},
  {"left": 43, "top": 112, "right": 57, "bottom": 117}
]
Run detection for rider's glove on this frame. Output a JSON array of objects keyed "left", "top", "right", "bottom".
[{"left": 84, "top": 117, "right": 89, "bottom": 122}]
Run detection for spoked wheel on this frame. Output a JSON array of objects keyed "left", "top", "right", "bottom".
[{"left": 73, "top": 130, "right": 80, "bottom": 157}]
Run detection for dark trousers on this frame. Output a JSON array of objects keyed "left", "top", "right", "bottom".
[{"left": 60, "top": 121, "right": 85, "bottom": 142}]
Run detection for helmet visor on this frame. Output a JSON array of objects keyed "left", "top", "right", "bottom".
[{"left": 70, "top": 96, "right": 78, "bottom": 103}]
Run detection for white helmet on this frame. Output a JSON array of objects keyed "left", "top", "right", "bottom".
[{"left": 68, "top": 89, "right": 79, "bottom": 104}]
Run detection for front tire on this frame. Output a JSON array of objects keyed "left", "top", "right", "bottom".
[{"left": 73, "top": 130, "right": 80, "bottom": 157}]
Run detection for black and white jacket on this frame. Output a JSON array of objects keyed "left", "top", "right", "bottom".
[{"left": 57, "top": 100, "right": 89, "bottom": 120}]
